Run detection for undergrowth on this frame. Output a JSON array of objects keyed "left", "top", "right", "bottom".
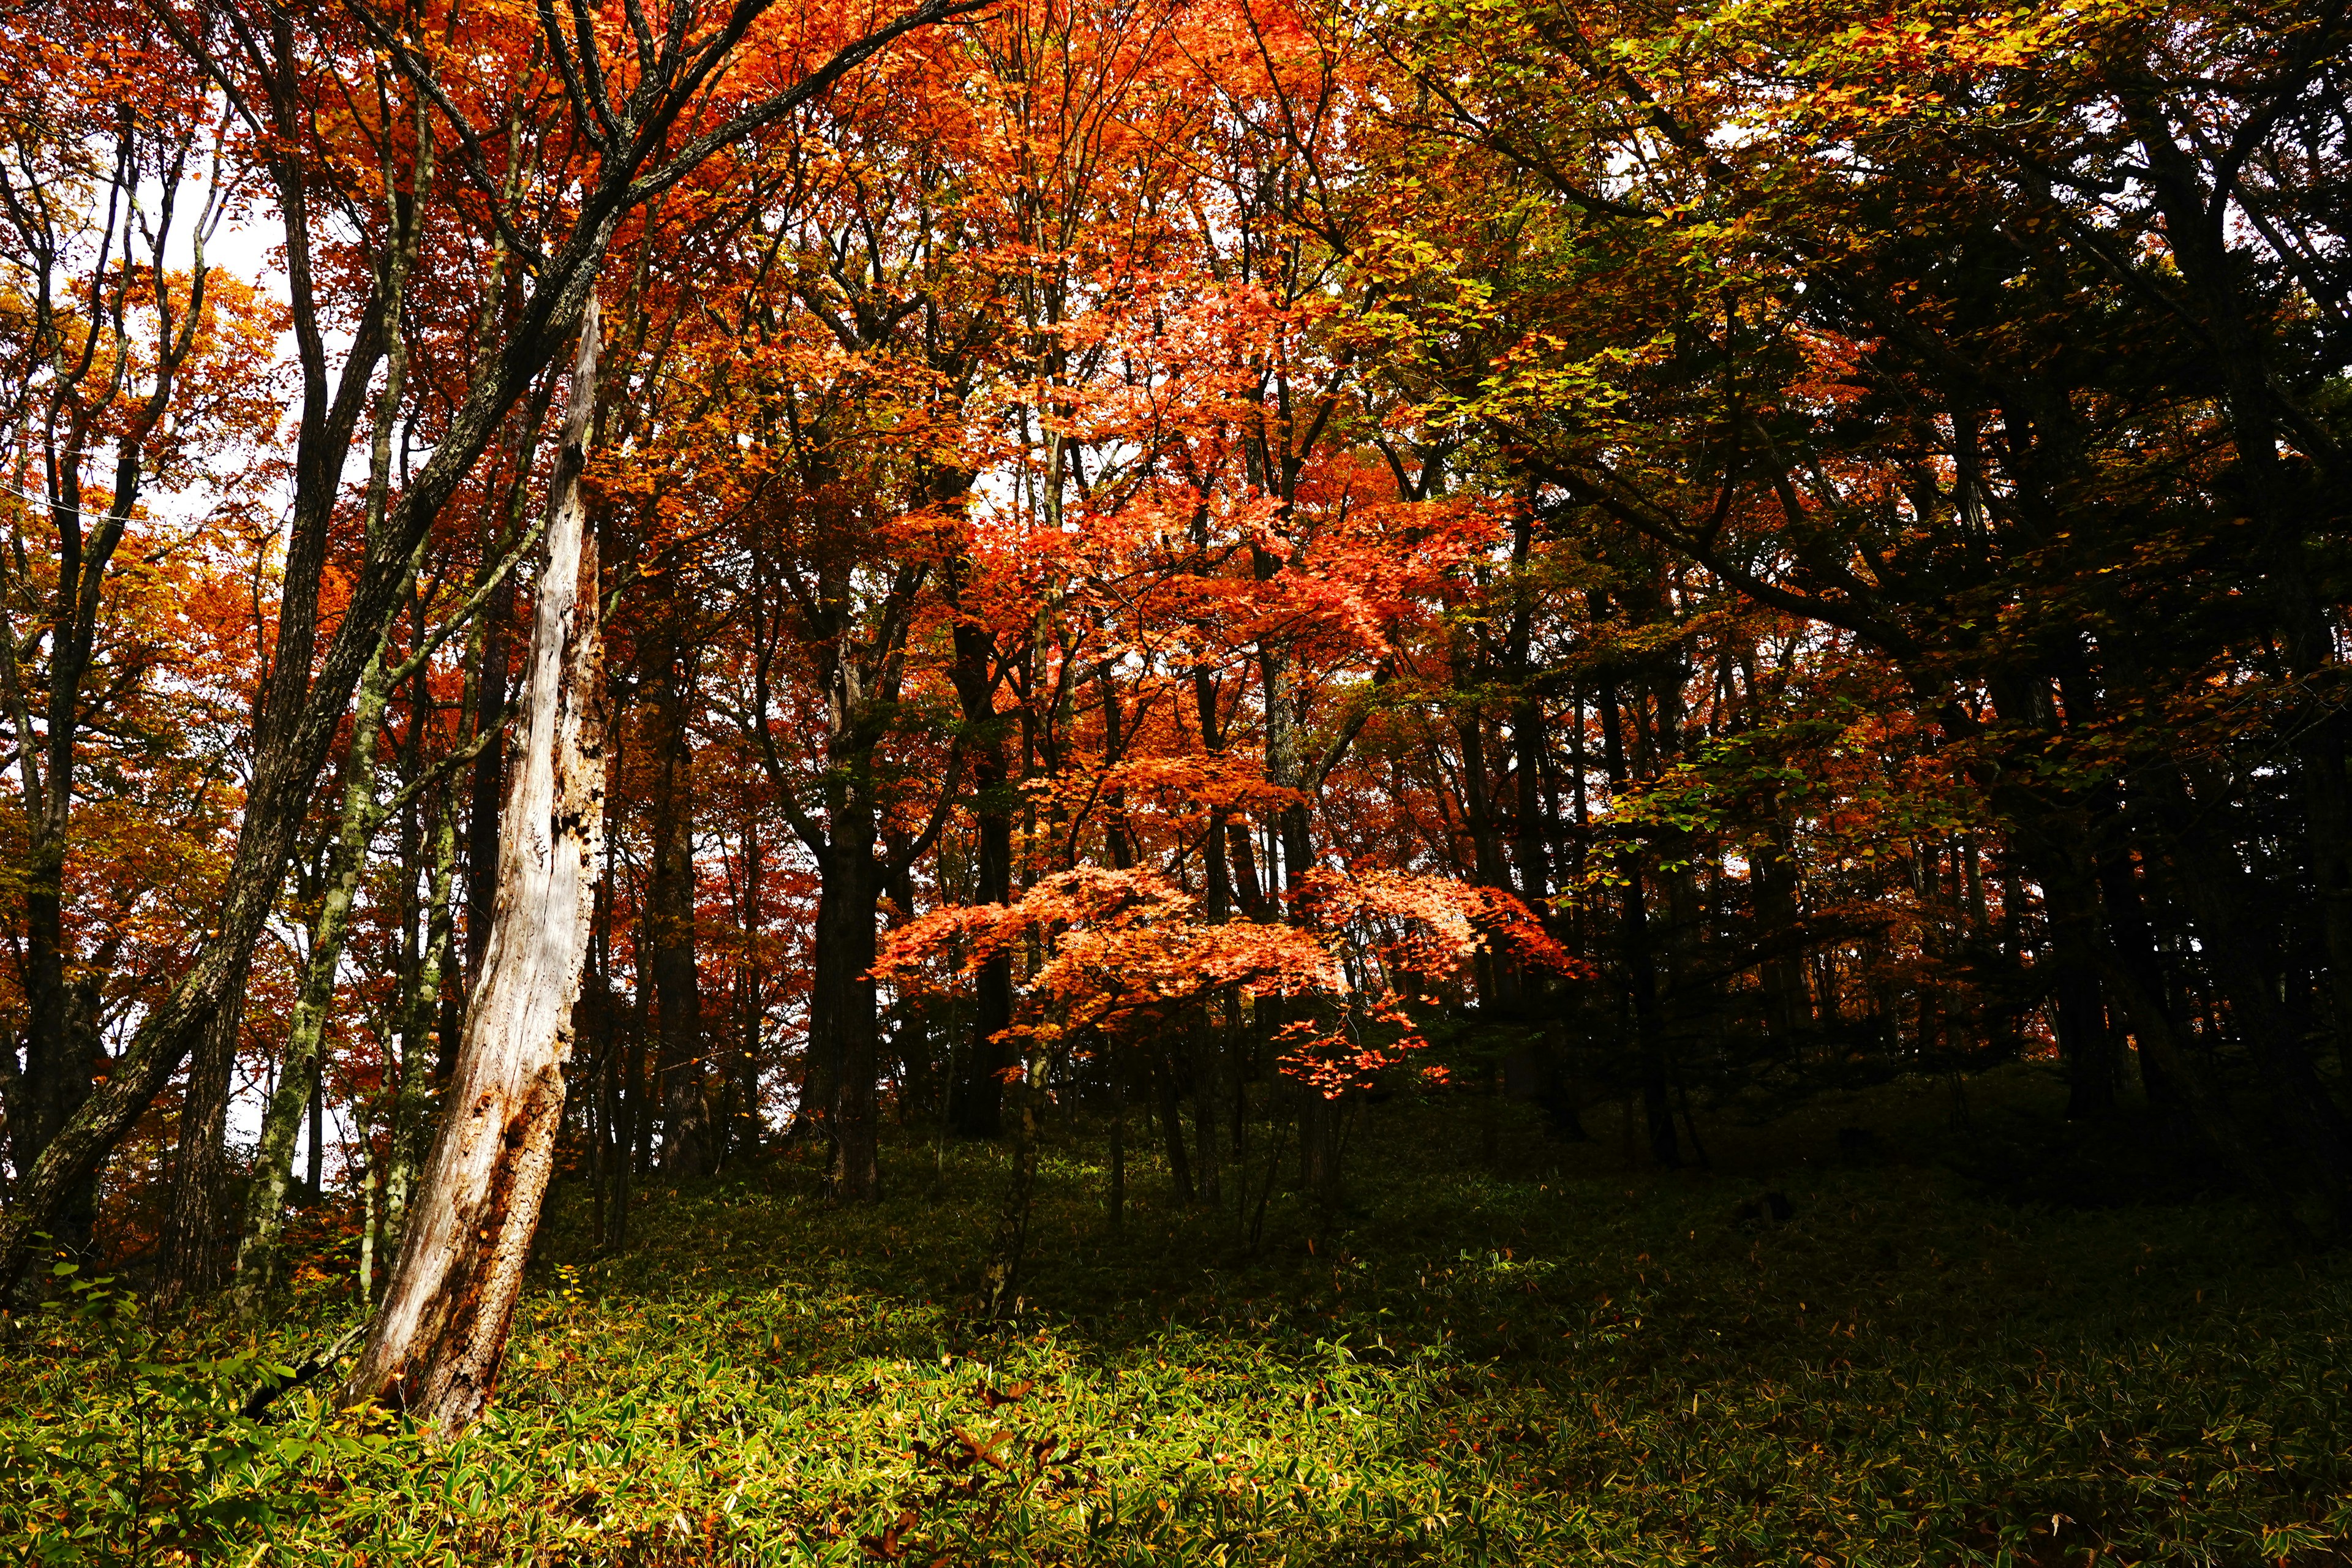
[{"left": 5, "top": 1066, "right": 2351, "bottom": 1565}]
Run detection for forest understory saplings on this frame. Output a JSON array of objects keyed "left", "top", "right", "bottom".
[{"left": 2, "top": 0, "right": 2350, "bottom": 1551}]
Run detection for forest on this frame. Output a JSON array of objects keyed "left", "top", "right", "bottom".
[{"left": 2, "top": 0, "right": 2351, "bottom": 1559}]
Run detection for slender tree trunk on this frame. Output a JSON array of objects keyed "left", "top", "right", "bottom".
[
  {"left": 1156, "top": 1048, "right": 1193, "bottom": 1203},
  {"left": 932, "top": 466, "right": 1012, "bottom": 1139},
  {"left": 812, "top": 832, "right": 881, "bottom": 1202},
  {"left": 306, "top": 1068, "right": 325, "bottom": 1199},
  {"left": 946, "top": 606, "right": 1012, "bottom": 1137},
  {"left": 978, "top": 1039, "right": 1040, "bottom": 1319},
  {"left": 387, "top": 787, "right": 461, "bottom": 1243},
  {"left": 1755, "top": 810, "right": 1810, "bottom": 1045},
  {"left": 1298, "top": 1088, "right": 1343, "bottom": 1221},
  {"left": 13, "top": 839, "right": 99, "bottom": 1264},
  {"left": 1107, "top": 1050, "right": 1125, "bottom": 1233},
  {"left": 1599, "top": 682, "right": 1679, "bottom": 1167},
  {"left": 1193, "top": 1016, "right": 1223, "bottom": 1209},
  {"left": 730, "top": 823, "right": 766, "bottom": 1164},
  {"left": 341, "top": 299, "right": 608, "bottom": 1434},
  {"left": 650, "top": 680, "right": 710, "bottom": 1174},
  {"left": 609, "top": 1011, "right": 640, "bottom": 1252},
  {"left": 236, "top": 637, "right": 402, "bottom": 1317}
]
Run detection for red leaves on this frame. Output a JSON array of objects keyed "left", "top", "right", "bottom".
[
  {"left": 858, "top": 1508, "right": 917, "bottom": 1559},
  {"left": 872, "top": 867, "right": 1346, "bottom": 1051},
  {"left": 950, "top": 1427, "right": 1013, "bottom": 1472},
  {"left": 974, "top": 1379, "right": 1033, "bottom": 1409},
  {"left": 873, "top": 860, "right": 1580, "bottom": 1095}
]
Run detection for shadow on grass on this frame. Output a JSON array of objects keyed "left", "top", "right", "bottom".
[{"left": 4, "top": 1071, "right": 2349, "bottom": 1564}]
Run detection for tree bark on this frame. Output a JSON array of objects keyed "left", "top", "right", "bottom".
[
  {"left": 341, "top": 298, "right": 608, "bottom": 1434},
  {"left": 386, "top": 785, "right": 462, "bottom": 1240},
  {"left": 156, "top": 988, "right": 246, "bottom": 1303},
  {"left": 812, "top": 833, "right": 881, "bottom": 1200},
  {"left": 945, "top": 529, "right": 1012, "bottom": 1139},
  {"left": 649, "top": 675, "right": 711, "bottom": 1175},
  {"left": 235, "top": 651, "right": 392, "bottom": 1316},
  {"left": 1598, "top": 681, "right": 1679, "bottom": 1167}
]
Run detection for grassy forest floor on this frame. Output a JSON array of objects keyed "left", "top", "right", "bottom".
[{"left": 7, "top": 1065, "right": 2352, "bottom": 1566}]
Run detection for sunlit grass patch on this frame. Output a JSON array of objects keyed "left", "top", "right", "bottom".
[{"left": 6, "top": 1084, "right": 2351, "bottom": 1564}]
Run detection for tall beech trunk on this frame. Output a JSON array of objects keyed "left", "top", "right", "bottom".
[{"left": 341, "top": 301, "right": 607, "bottom": 1433}]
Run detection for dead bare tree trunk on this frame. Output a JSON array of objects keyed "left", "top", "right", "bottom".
[{"left": 339, "top": 298, "right": 607, "bottom": 1435}]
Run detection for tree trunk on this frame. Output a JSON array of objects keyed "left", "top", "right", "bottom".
[
  {"left": 341, "top": 298, "right": 608, "bottom": 1434},
  {"left": 728, "top": 823, "right": 767, "bottom": 1165},
  {"left": 386, "top": 786, "right": 462, "bottom": 1243},
  {"left": 1754, "top": 811, "right": 1811, "bottom": 1046},
  {"left": 1155, "top": 1047, "right": 1193, "bottom": 1203},
  {"left": 608, "top": 1003, "right": 641, "bottom": 1252},
  {"left": 812, "top": 834, "right": 881, "bottom": 1201},
  {"left": 977, "top": 1041, "right": 1040, "bottom": 1319},
  {"left": 1107, "top": 1049, "right": 1125, "bottom": 1232},
  {"left": 306, "top": 1068, "right": 325, "bottom": 1199},
  {"left": 1192, "top": 1015, "right": 1223, "bottom": 1209},
  {"left": 650, "top": 682, "right": 711, "bottom": 1175},
  {"left": 157, "top": 988, "right": 246, "bottom": 1303},
  {"left": 1599, "top": 682, "right": 1679, "bottom": 1167},
  {"left": 13, "top": 834, "right": 97, "bottom": 1263},
  {"left": 235, "top": 637, "right": 402, "bottom": 1317},
  {"left": 946, "top": 560, "right": 1012, "bottom": 1139}
]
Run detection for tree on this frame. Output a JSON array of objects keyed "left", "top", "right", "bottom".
[
  {"left": 0, "top": 0, "right": 989, "bottom": 1294},
  {"left": 0, "top": 13, "right": 279, "bottom": 1272},
  {"left": 339, "top": 300, "right": 606, "bottom": 1433}
]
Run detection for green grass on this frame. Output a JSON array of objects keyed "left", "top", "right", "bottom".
[{"left": 7, "top": 1066, "right": 2352, "bottom": 1565}]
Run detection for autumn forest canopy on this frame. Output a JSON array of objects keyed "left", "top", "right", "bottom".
[{"left": 3, "top": 0, "right": 2352, "bottom": 1547}]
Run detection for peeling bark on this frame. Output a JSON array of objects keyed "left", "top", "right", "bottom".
[{"left": 341, "top": 298, "right": 608, "bottom": 1435}]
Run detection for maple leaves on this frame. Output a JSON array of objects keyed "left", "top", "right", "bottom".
[{"left": 873, "top": 862, "right": 1575, "bottom": 1095}]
